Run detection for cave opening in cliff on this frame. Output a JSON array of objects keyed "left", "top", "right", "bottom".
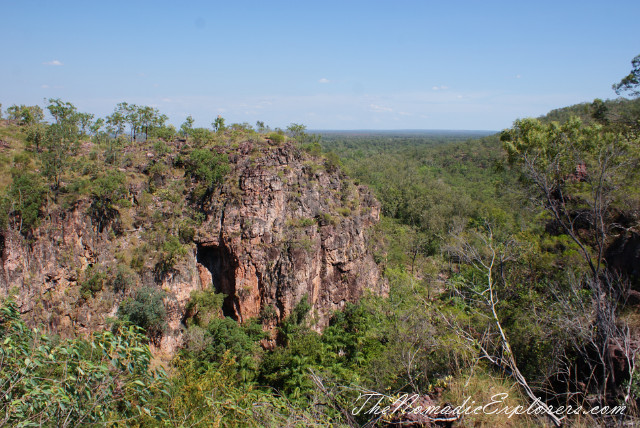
[{"left": 196, "top": 243, "right": 239, "bottom": 320}]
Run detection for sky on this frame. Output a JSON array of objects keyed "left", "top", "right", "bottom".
[{"left": 1, "top": 0, "right": 639, "bottom": 131}]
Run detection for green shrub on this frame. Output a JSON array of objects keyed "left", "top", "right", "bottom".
[
  {"left": 290, "top": 296, "right": 311, "bottom": 326},
  {"left": 184, "top": 289, "right": 225, "bottom": 328},
  {"left": 110, "top": 263, "right": 137, "bottom": 293},
  {"left": 153, "top": 140, "right": 170, "bottom": 156},
  {"left": 196, "top": 317, "right": 266, "bottom": 382},
  {"left": 25, "top": 123, "right": 47, "bottom": 151},
  {"left": 89, "top": 171, "right": 127, "bottom": 233},
  {"left": 184, "top": 149, "right": 229, "bottom": 189},
  {"left": 190, "top": 128, "right": 215, "bottom": 146},
  {"left": 316, "top": 212, "right": 337, "bottom": 226},
  {"left": 149, "top": 125, "right": 176, "bottom": 141},
  {"left": 259, "top": 305, "right": 278, "bottom": 323},
  {"left": 286, "top": 217, "right": 316, "bottom": 228},
  {"left": 267, "top": 132, "right": 285, "bottom": 144},
  {"left": 336, "top": 207, "right": 351, "bottom": 217},
  {"left": 79, "top": 266, "right": 106, "bottom": 299},
  {"left": 118, "top": 286, "right": 167, "bottom": 342},
  {"left": 289, "top": 237, "right": 314, "bottom": 252},
  {"left": 0, "top": 299, "right": 167, "bottom": 426},
  {"left": 8, "top": 170, "right": 47, "bottom": 234},
  {"left": 323, "top": 152, "right": 342, "bottom": 172},
  {"left": 155, "top": 235, "right": 187, "bottom": 278},
  {"left": 302, "top": 141, "right": 322, "bottom": 156},
  {"left": 178, "top": 223, "right": 195, "bottom": 243}
]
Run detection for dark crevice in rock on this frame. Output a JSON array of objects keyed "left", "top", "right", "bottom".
[
  {"left": 0, "top": 233, "right": 5, "bottom": 271},
  {"left": 606, "top": 230, "right": 640, "bottom": 290},
  {"left": 196, "top": 242, "right": 239, "bottom": 320}
]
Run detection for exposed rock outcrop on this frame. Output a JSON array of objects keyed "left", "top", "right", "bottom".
[
  {"left": 197, "top": 141, "right": 386, "bottom": 329},
  {"left": 0, "top": 138, "right": 386, "bottom": 353}
]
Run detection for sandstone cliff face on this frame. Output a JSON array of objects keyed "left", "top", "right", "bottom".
[
  {"left": 197, "top": 141, "right": 386, "bottom": 328},
  {"left": 0, "top": 204, "right": 114, "bottom": 333},
  {"left": 0, "top": 139, "right": 386, "bottom": 353}
]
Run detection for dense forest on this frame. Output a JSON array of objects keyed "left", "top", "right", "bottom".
[{"left": 1, "top": 58, "right": 640, "bottom": 427}]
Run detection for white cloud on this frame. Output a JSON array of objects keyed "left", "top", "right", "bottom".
[
  {"left": 253, "top": 100, "right": 273, "bottom": 109},
  {"left": 84, "top": 90, "right": 572, "bottom": 130},
  {"left": 41, "top": 84, "right": 49, "bottom": 89},
  {"left": 43, "top": 60, "right": 63, "bottom": 66},
  {"left": 369, "top": 104, "right": 393, "bottom": 112},
  {"left": 431, "top": 85, "right": 449, "bottom": 91},
  {"left": 318, "top": 78, "right": 330, "bottom": 84}
]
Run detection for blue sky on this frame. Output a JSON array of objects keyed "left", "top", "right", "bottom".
[{"left": 1, "top": 1, "right": 639, "bottom": 130}]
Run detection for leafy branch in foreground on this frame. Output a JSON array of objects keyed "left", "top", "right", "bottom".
[{"left": 0, "top": 299, "right": 168, "bottom": 427}]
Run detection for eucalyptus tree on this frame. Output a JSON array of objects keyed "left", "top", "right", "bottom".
[
  {"left": 42, "top": 99, "right": 81, "bottom": 189},
  {"left": 106, "top": 110, "right": 126, "bottom": 138},
  {"left": 138, "top": 105, "right": 166, "bottom": 140},
  {"left": 6, "top": 104, "right": 44, "bottom": 125},
  {"left": 76, "top": 112, "right": 95, "bottom": 136},
  {"left": 613, "top": 54, "right": 640, "bottom": 98},
  {"left": 501, "top": 116, "right": 640, "bottom": 404},
  {"left": 181, "top": 115, "right": 194, "bottom": 137},
  {"left": 212, "top": 115, "right": 225, "bottom": 132},
  {"left": 90, "top": 117, "right": 105, "bottom": 135},
  {"left": 286, "top": 123, "right": 307, "bottom": 140},
  {"left": 0, "top": 299, "right": 168, "bottom": 426},
  {"left": 46, "top": 98, "right": 77, "bottom": 124},
  {"left": 256, "top": 120, "right": 268, "bottom": 133},
  {"left": 119, "top": 102, "right": 141, "bottom": 141}
]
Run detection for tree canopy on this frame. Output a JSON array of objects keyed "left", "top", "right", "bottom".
[{"left": 613, "top": 54, "right": 640, "bottom": 97}]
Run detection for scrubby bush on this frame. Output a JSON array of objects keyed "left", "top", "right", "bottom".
[
  {"left": 267, "top": 132, "right": 285, "bottom": 144},
  {"left": 8, "top": 169, "right": 47, "bottom": 235},
  {"left": 148, "top": 124, "right": 176, "bottom": 141},
  {"left": 79, "top": 266, "right": 106, "bottom": 299},
  {"left": 110, "top": 263, "right": 137, "bottom": 293},
  {"left": 323, "top": 151, "right": 342, "bottom": 172},
  {"left": 89, "top": 171, "right": 127, "bottom": 233},
  {"left": 184, "top": 288, "right": 225, "bottom": 328},
  {"left": 178, "top": 223, "right": 195, "bottom": 243},
  {"left": 118, "top": 286, "right": 167, "bottom": 343},
  {"left": 6, "top": 104, "right": 44, "bottom": 125},
  {"left": 184, "top": 149, "right": 229, "bottom": 184},
  {"left": 25, "top": 123, "right": 47, "bottom": 152},
  {"left": 198, "top": 317, "right": 266, "bottom": 382},
  {"left": 154, "top": 235, "right": 187, "bottom": 278},
  {"left": 153, "top": 140, "right": 170, "bottom": 156},
  {"left": 190, "top": 128, "right": 215, "bottom": 146},
  {"left": 181, "top": 288, "right": 266, "bottom": 382}
]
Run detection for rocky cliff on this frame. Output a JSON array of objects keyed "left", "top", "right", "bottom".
[
  {"left": 197, "top": 141, "right": 385, "bottom": 326},
  {"left": 0, "top": 132, "right": 386, "bottom": 353}
]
